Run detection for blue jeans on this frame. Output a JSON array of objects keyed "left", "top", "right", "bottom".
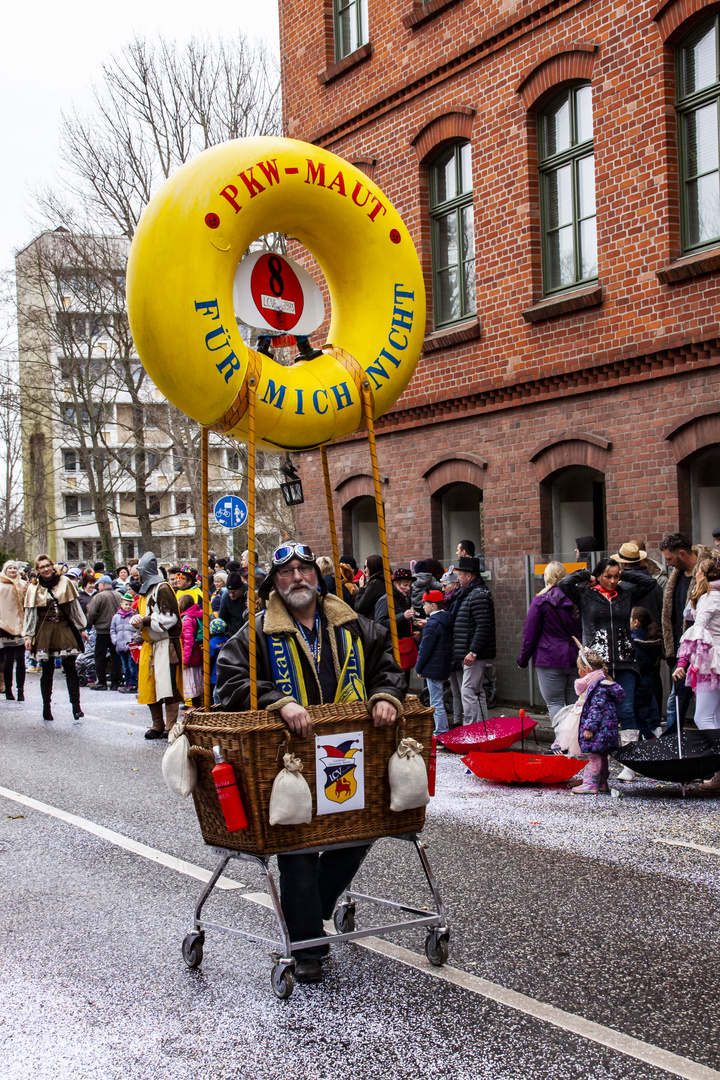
[
  {"left": 614, "top": 669, "right": 638, "bottom": 732},
  {"left": 665, "top": 677, "right": 694, "bottom": 736},
  {"left": 119, "top": 651, "right": 138, "bottom": 686},
  {"left": 426, "top": 678, "right": 449, "bottom": 735}
]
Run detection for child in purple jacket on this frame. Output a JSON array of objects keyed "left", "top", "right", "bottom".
[{"left": 573, "top": 643, "right": 625, "bottom": 795}]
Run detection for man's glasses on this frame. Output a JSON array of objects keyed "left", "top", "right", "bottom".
[{"left": 276, "top": 565, "right": 317, "bottom": 581}]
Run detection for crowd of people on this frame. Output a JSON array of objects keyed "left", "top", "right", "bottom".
[{"left": 6, "top": 527, "right": 720, "bottom": 793}]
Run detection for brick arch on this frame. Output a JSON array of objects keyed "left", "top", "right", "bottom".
[
  {"left": 336, "top": 476, "right": 379, "bottom": 561},
  {"left": 665, "top": 409, "right": 720, "bottom": 462},
  {"left": 422, "top": 455, "right": 486, "bottom": 496},
  {"left": 531, "top": 437, "right": 610, "bottom": 483},
  {"left": 653, "top": 0, "right": 720, "bottom": 43},
  {"left": 517, "top": 46, "right": 599, "bottom": 110},
  {"left": 410, "top": 107, "right": 476, "bottom": 163},
  {"left": 351, "top": 157, "right": 377, "bottom": 179}
]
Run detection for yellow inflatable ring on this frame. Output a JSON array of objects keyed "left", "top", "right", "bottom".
[{"left": 126, "top": 136, "right": 426, "bottom": 451}]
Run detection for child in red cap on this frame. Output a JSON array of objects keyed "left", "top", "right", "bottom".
[{"left": 416, "top": 590, "right": 454, "bottom": 736}]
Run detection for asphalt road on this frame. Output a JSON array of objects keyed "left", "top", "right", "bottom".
[{"left": 2, "top": 674, "right": 720, "bottom": 1080}]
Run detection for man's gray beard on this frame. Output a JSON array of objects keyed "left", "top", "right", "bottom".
[{"left": 279, "top": 584, "right": 317, "bottom": 610}]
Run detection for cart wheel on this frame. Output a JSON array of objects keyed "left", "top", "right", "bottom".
[
  {"left": 425, "top": 932, "right": 449, "bottom": 967},
  {"left": 271, "top": 963, "right": 295, "bottom": 1000},
  {"left": 333, "top": 904, "right": 356, "bottom": 935},
  {"left": 182, "top": 932, "right": 204, "bottom": 969}
]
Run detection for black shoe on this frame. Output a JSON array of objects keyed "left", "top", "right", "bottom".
[
  {"left": 5, "top": 689, "right": 14, "bottom": 700},
  {"left": 144, "top": 728, "right": 165, "bottom": 740},
  {"left": 43, "top": 708, "right": 54, "bottom": 721},
  {"left": 17, "top": 691, "right": 24, "bottom": 702},
  {"left": 90, "top": 683, "right": 108, "bottom": 691},
  {"left": 73, "top": 708, "right": 84, "bottom": 720},
  {"left": 294, "top": 958, "right": 323, "bottom": 983},
  {"left": 109, "top": 684, "right": 120, "bottom": 691}
]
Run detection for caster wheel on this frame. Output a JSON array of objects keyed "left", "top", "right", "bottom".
[
  {"left": 271, "top": 963, "right": 295, "bottom": 1000},
  {"left": 182, "top": 932, "right": 204, "bottom": 968},
  {"left": 333, "top": 904, "right": 356, "bottom": 934},
  {"left": 425, "top": 931, "right": 449, "bottom": 967}
]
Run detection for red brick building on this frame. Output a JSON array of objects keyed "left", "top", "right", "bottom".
[{"left": 279, "top": 0, "right": 720, "bottom": 698}]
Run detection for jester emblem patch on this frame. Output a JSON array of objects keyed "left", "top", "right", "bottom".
[{"left": 315, "top": 731, "right": 365, "bottom": 815}]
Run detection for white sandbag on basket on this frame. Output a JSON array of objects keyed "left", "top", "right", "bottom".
[
  {"left": 162, "top": 719, "right": 197, "bottom": 797},
  {"left": 388, "top": 737, "right": 430, "bottom": 812},
  {"left": 269, "top": 752, "right": 313, "bottom": 826}
]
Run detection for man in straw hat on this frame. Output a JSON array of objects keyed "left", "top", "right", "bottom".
[
  {"left": 216, "top": 541, "right": 405, "bottom": 985},
  {"left": 610, "top": 542, "right": 664, "bottom": 627}
]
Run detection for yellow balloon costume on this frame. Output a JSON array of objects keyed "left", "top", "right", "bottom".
[{"left": 126, "top": 137, "right": 425, "bottom": 451}]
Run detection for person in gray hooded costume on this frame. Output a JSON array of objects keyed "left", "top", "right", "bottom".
[{"left": 129, "top": 552, "right": 183, "bottom": 739}]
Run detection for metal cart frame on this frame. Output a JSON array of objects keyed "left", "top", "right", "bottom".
[{"left": 181, "top": 831, "right": 449, "bottom": 998}]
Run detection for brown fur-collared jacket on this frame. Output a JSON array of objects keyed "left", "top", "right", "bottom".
[
  {"left": 662, "top": 544, "right": 720, "bottom": 658},
  {"left": 216, "top": 591, "right": 405, "bottom": 716}
]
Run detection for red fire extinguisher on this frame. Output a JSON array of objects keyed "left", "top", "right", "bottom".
[
  {"left": 428, "top": 735, "right": 437, "bottom": 797},
  {"left": 212, "top": 746, "right": 248, "bottom": 832}
]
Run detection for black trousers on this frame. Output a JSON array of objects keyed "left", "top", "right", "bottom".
[
  {"left": 3, "top": 646, "right": 25, "bottom": 693},
  {"left": 94, "top": 632, "right": 122, "bottom": 687},
  {"left": 276, "top": 844, "right": 371, "bottom": 958},
  {"left": 40, "top": 657, "right": 80, "bottom": 707}
]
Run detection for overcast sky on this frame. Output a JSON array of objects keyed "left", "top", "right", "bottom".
[{"left": 0, "top": 1, "right": 280, "bottom": 279}]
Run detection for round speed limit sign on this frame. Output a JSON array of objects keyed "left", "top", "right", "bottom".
[{"left": 233, "top": 251, "right": 325, "bottom": 335}]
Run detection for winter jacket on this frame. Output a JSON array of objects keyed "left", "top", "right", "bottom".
[
  {"left": 374, "top": 588, "right": 414, "bottom": 639},
  {"left": 558, "top": 568, "right": 657, "bottom": 676},
  {"left": 110, "top": 608, "right": 136, "bottom": 653},
  {"left": 86, "top": 588, "right": 121, "bottom": 632},
  {"left": 452, "top": 577, "right": 496, "bottom": 663},
  {"left": 78, "top": 589, "right": 96, "bottom": 614},
  {"left": 217, "top": 592, "right": 406, "bottom": 713},
  {"left": 209, "top": 633, "right": 228, "bottom": 685},
  {"left": 411, "top": 572, "right": 442, "bottom": 611},
  {"left": 577, "top": 678, "right": 624, "bottom": 755},
  {"left": 181, "top": 602, "right": 203, "bottom": 667},
  {"left": 323, "top": 574, "right": 355, "bottom": 608},
  {"left": 630, "top": 565, "right": 664, "bottom": 627},
  {"left": 218, "top": 587, "right": 248, "bottom": 637},
  {"left": 416, "top": 609, "right": 454, "bottom": 681},
  {"left": 517, "top": 586, "right": 581, "bottom": 669},
  {"left": 353, "top": 573, "right": 387, "bottom": 618},
  {"left": 662, "top": 545, "right": 720, "bottom": 658},
  {"left": 631, "top": 627, "right": 662, "bottom": 720}
]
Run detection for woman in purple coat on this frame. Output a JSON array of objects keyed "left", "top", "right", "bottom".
[{"left": 518, "top": 562, "right": 581, "bottom": 720}]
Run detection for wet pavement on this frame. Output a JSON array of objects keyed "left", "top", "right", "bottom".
[{"left": 1, "top": 674, "right": 720, "bottom": 1080}]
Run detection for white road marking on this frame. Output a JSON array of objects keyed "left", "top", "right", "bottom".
[
  {"left": 3, "top": 785, "right": 717, "bottom": 1078},
  {"left": 654, "top": 837, "right": 720, "bottom": 858},
  {"left": 233, "top": 892, "right": 720, "bottom": 1080},
  {"left": 0, "top": 786, "right": 244, "bottom": 890},
  {"left": 74, "top": 712, "right": 147, "bottom": 732}
]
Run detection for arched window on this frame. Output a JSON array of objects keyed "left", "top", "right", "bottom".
[
  {"left": 429, "top": 141, "right": 476, "bottom": 327},
  {"left": 690, "top": 445, "right": 720, "bottom": 541},
  {"left": 677, "top": 15, "right": 720, "bottom": 251},
  {"left": 547, "top": 465, "right": 606, "bottom": 555},
  {"left": 350, "top": 496, "right": 380, "bottom": 566},
  {"left": 538, "top": 84, "right": 597, "bottom": 293}
]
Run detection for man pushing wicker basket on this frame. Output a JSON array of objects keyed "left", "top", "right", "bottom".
[{"left": 216, "top": 541, "right": 406, "bottom": 984}]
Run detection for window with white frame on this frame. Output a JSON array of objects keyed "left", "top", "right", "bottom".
[
  {"left": 429, "top": 141, "right": 476, "bottom": 327},
  {"left": 334, "top": 0, "right": 368, "bottom": 61},
  {"left": 677, "top": 15, "right": 720, "bottom": 251}
]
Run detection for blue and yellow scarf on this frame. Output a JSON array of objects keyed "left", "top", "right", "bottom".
[{"left": 268, "top": 623, "right": 365, "bottom": 705}]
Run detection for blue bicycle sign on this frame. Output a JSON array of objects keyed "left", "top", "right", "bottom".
[{"left": 213, "top": 495, "right": 248, "bottom": 529}]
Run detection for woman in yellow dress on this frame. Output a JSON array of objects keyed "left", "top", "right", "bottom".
[{"left": 130, "top": 552, "right": 183, "bottom": 739}]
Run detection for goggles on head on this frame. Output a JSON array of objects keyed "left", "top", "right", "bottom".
[{"left": 272, "top": 543, "right": 316, "bottom": 568}]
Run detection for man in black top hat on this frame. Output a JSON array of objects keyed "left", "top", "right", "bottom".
[{"left": 452, "top": 556, "right": 496, "bottom": 727}]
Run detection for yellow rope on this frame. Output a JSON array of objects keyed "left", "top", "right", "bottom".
[
  {"left": 200, "top": 427, "right": 211, "bottom": 711},
  {"left": 247, "top": 376, "right": 257, "bottom": 710},
  {"left": 360, "top": 381, "right": 400, "bottom": 667},
  {"left": 320, "top": 446, "right": 343, "bottom": 600}
]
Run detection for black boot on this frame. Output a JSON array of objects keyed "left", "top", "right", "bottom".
[
  {"left": 40, "top": 660, "right": 54, "bottom": 722},
  {"left": 5, "top": 689, "right": 14, "bottom": 700},
  {"left": 43, "top": 706, "right": 54, "bottom": 721},
  {"left": 17, "top": 690, "right": 24, "bottom": 702}
]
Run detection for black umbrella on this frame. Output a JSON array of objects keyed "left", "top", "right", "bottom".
[{"left": 612, "top": 729, "right": 720, "bottom": 784}]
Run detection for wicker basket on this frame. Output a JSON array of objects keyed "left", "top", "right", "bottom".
[{"left": 184, "top": 696, "right": 434, "bottom": 855}]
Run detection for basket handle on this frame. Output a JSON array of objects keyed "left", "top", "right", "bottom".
[{"left": 188, "top": 746, "right": 214, "bottom": 762}]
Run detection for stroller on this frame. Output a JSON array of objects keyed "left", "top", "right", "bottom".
[{"left": 75, "top": 628, "right": 97, "bottom": 686}]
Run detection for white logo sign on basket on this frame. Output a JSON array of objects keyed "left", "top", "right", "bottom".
[{"left": 315, "top": 731, "right": 365, "bottom": 815}]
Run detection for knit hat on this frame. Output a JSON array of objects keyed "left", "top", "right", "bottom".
[
  {"left": 226, "top": 571, "right": 245, "bottom": 590},
  {"left": 422, "top": 590, "right": 445, "bottom": 603},
  {"left": 209, "top": 617, "right": 227, "bottom": 636}
]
